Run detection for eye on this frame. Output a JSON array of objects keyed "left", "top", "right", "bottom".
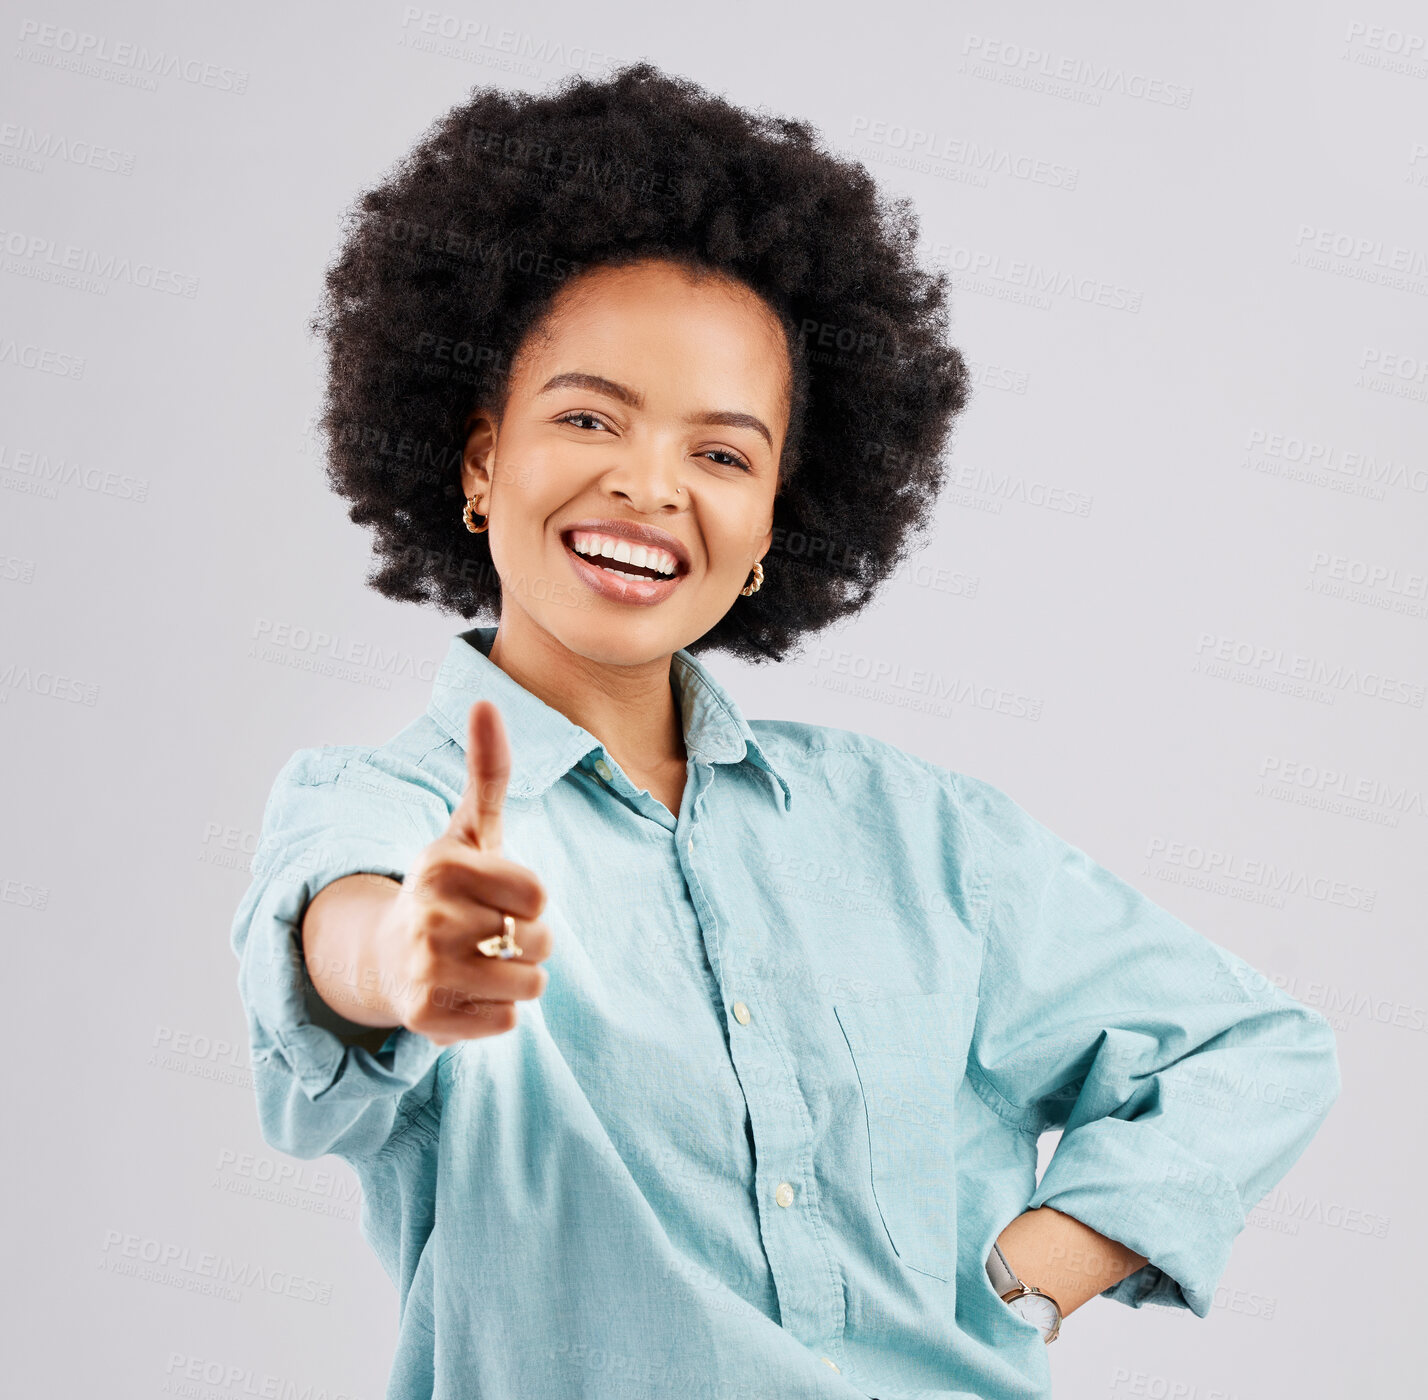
[
  {"left": 555, "top": 410, "right": 612, "bottom": 432},
  {"left": 702, "top": 448, "right": 753, "bottom": 472}
]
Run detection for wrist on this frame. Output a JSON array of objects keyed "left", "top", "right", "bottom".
[
  {"left": 994, "top": 1206, "right": 1150, "bottom": 1319},
  {"left": 303, "top": 873, "right": 405, "bottom": 1030},
  {"left": 986, "top": 1240, "right": 1063, "bottom": 1344}
]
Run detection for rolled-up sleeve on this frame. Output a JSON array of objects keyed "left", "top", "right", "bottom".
[
  {"left": 229, "top": 745, "right": 453, "bottom": 1161},
  {"left": 953, "top": 771, "right": 1342, "bottom": 1317}
]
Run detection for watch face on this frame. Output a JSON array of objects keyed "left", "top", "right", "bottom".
[{"left": 1009, "top": 1291, "right": 1060, "bottom": 1338}]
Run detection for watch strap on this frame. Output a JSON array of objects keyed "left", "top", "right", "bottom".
[
  {"left": 985, "top": 1241, "right": 1019, "bottom": 1298},
  {"left": 986, "top": 1240, "right": 1064, "bottom": 1343}
]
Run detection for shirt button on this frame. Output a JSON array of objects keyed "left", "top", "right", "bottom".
[
  {"left": 732, "top": 1001, "right": 750, "bottom": 1025},
  {"left": 821, "top": 1358, "right": 840, "bottom": 1373},
  {"left": 593, "top": 758, "right": 612, "bottom": 781},
  {"left": 775, "top": 1182, "right": 794, "bottom": 1208}
]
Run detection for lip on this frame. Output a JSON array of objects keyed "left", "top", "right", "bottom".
[
  {"left": 561, "top": 532, "right": 687, "bottom": 606},
  {"left": 558, "top": 518, "right": 692, "bottom": 574}
]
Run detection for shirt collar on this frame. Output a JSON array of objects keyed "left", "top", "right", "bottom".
[{"left": 427, "top": 626, "right": 793, "bottom": 811}]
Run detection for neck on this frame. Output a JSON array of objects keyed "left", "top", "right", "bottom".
[{"left": 487, "top": 608, "right": 687, "bottom": 774}]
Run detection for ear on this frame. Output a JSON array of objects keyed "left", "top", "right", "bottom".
[
  {"left": 758, "top": 521, "right": 773, "bottom": 562},
  {"left": 461, "top": 407, "right": 499, "bottom": 500}
]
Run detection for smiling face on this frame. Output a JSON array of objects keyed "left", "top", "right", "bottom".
[{"left": 460, "top": 257, "right": 790, "bottom": 667}]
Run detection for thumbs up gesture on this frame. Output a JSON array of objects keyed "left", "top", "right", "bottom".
[{"left": 375, "top": 700, "right": 553, "bottom": 1045}]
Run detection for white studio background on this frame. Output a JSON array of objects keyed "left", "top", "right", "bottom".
[{"left": 3, "top": 1, "right": 1421, "bottom": 1395}]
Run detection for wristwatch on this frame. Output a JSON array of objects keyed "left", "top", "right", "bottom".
[{"left": 985, "top": 1241, "right": 1063, "bottom": 1343}]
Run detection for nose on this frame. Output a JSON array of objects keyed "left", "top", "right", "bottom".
[{"left": 599, "top": 436, "right": 686, "bottom": 513}]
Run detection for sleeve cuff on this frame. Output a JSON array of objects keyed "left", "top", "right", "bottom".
[
  {"left": 237, "top": 831, "right": 442, "bottom": 1105},
  {"left": 1024, "top": 1115, "right": 1245, "bottom": 1316}
]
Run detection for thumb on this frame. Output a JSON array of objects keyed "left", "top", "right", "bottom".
[{"left": 450, "top": 699, "right": 510, "bottom": 853}]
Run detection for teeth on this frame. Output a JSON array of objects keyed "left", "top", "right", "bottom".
[{"left": 568, "top": 531, "right": 678, "bottom": 577}]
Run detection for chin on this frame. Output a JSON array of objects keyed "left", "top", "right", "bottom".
[{"left": 537, "top": 606, "right": 705, "bottom": 668}]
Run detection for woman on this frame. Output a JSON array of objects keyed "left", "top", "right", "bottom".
[{"left": 231, "top": 63, "right": 1340, "bottom": 1400}]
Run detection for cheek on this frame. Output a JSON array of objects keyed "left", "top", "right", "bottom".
[
  {"left": 706, "top": 524, "right": 766, "bottom": 576},
  {"left": 492, "top": 439, "right": 563, "bottom": 514},
  {"left": 512, "top": 425, "right": 605, "bottom": 487}
]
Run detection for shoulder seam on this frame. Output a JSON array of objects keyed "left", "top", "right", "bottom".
[
  {"left": 948, "top": 770, "right": 993, "bottom": 941},
  {"left": 954, "top": 768, "right": 997, "bottom": 1046}
]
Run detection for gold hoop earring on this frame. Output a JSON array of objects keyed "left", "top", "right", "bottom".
[
  {"left": 463, "top": 494, "right": 489, "bottom": 534},
  {"left": 740, "top": 560, "right": 764, "bottom": 596}
]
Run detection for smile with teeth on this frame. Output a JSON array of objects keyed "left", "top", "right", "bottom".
[{"left": 564, "top": 530, "right": 682, "bottom": 581}]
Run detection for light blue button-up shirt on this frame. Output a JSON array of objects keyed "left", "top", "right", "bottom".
[{"left": 230, "top": 625, "right": 1340, "bottom": 1400}]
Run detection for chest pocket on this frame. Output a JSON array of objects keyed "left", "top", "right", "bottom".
[{"left": 833, "top": 989, "right": 978, "bottom": 1283}]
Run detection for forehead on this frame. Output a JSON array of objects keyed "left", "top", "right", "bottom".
[
  {"left": 521, "top": 260, "right": 790, "bottom": 400},
  {"left": 554, "top": 258, "right": 779, "bottom": 326}
]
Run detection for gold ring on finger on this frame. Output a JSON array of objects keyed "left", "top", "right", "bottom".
[{"left": 477, "top": 912, "right": 523, "bottom": 960}]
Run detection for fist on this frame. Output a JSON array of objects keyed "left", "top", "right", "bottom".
[{"left": 378, "top": 699, "right": 553, "bottom": 1046}]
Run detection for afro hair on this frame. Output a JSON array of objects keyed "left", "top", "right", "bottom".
[{"left": 310, "top": 60, "right": 971, "bottom": 662}]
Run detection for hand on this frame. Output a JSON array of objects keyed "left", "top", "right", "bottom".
[{"left": 374, "top": 699, "right": 553, "bottom": 1046}]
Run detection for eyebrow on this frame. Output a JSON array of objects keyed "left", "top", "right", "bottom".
[{"left": 538, "top": 371, "right": 774, "bottom": 449}]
